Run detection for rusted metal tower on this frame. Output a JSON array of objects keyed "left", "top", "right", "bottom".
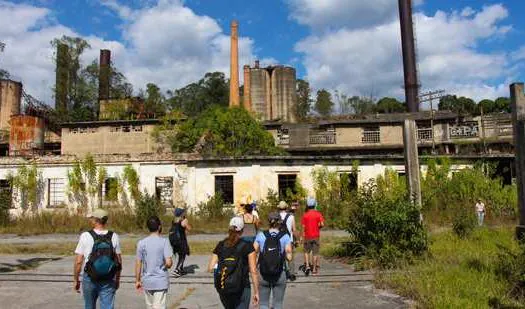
[{"left": 99, "top": 49, "right": 111, "bottom": 101}]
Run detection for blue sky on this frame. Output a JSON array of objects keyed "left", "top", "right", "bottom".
[{"left": 1, "top": 0, "right": 524, "bottom": 106}]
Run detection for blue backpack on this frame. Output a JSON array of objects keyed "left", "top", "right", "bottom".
[{"left": 84, "top": 230, "right": 121, "bottom": 281}]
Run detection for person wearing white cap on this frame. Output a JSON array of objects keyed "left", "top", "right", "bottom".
[
  {"left": 208, "top": 216, "right": 259, "bottom": 309},
  {"left": 74, "top": 209, "right": 122, "bottom": 309}
]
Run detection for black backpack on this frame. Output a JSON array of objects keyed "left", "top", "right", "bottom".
[
  {"left": 169, "top": 222, "right": 182, "bottom": 248},
  {"left": 259, "top": 231, "right": 285, "bottom": 283},
  {"left": 84, "top": 230, "right": 121, "bottom": 282},
  {"left": 214, "top": 241, "right": 247, "bottom": 295},
  {"left": 280, "top": 213, "right": 292, "bottom": 236}
]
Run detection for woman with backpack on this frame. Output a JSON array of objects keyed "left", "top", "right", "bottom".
[
  {"left": 254, "top": 212, "right": 293, "bottom": 309},
  {"left": 208, "top": 216, "right": 259, "bottom": 309},
  {"left": 169, "top": 208, "right": 191, "bottom": 278},
  {"left": 241, "top": 203, "right": 260, "bottom": 243}
]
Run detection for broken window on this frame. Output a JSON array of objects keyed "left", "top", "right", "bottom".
[
  {"left": 47, "top": 178, "right": 65, "bottom": 208},
  {"left": 0, "top": 179, "right": 12, "bottom": 209},
  {"left": 362, "top": 126, "right": 380, "bottom": 143},
  {"left": 215, "top": 175, "right": 234, "bottom": 204},
  {"left": 104, "top": 178, "right": 119, "bottom": 202},
  {"left": 340, "top": 172, "right": 358, "bottom": 195},
  {"left": 155, "top": 177, "right": 173, "bottom": 207},
  {"left": 278, "top": 174, "right": 297, "bottom": 200}
]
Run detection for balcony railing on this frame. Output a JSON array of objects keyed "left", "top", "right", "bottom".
[
  {"left": 310, "top": 132, "right": 336, "bottom": 145},
  {"left": 417, "top": 128, "right": 433, "bottom": 142}
]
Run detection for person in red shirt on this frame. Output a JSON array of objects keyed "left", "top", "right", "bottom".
[{"left": 300, "top": 197, "right": 324, "bottom": 276}]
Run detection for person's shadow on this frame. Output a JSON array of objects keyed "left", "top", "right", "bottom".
[{"left": 0, "top": 257, "right": 62, "bottom": 273}]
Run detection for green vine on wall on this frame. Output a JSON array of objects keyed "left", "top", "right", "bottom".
[
  {"left": 67, "top": 154, "right": 107, "bottom": 212},
  {"left": 8, "top": 164, "right": 44, "bottom": 213}
]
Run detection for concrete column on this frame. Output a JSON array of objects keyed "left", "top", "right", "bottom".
[
  {"left": 403, "top": 119, "right": 422, "bottom": 207},
  {"left": 243, "top": 65, "right": 251, "bottom": 111},
  {"left": 229, "top": 21, "right": 240, "bottom": 107},
  {"left": 511, "top": 83, "right": 525, "bottom": 239}
]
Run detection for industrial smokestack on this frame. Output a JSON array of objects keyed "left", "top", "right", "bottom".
[
  {"left": 229, "top": 20, "right": 240, "bottom": 107},
  {"left": 99, "top": 49, "right": 111, "bottom": 101},
  {"left": 254, "top": 60, "right": 260, "bottom": 69},
  {"left": 55, "top": 43, "right": 69, "bottom": 113},
  {"left": 398, "top": 0, "right": 419, "bottom": 112},
  {"left": 243, "top": 65, "right": 251, "bottom": 111}
]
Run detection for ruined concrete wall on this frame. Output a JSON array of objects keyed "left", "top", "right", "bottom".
[
  {"left": 271, "top": 67, "right": 296, "bottom": 123},
  {"left": 61, "top": 124, "right": 161, "bottom": 155},
  {"left": 380, "top": 125, "right": 403, "bottom": 145},
  {"left": 0, "top": 80, "right": 22, "bottom": 131},
  {"left": 336, "top": 127, "right": 364, "bottom": 147},
  {"left": 250, "top": 69, "right": 270, "bottom": 120}
]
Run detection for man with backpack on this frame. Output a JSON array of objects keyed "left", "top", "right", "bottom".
[
  {"left": 74, "top": 209, "right": 122, "bottom": 309},
  {"left": 300, "top": 197, "right": 324, "bottom": 276},
  {"left": 135, "top": 216, "right": 173, "bottom": 309},
  {"left": 278, "top": 201, "right": 298, "bottom": 280},
  {"left": 254, "top": 212, "right": 293, "bottom": 309}
]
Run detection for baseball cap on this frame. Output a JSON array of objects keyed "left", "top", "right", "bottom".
[
  {"left": 307, "top": 197, "right": 317, "bottom": 208},
  {"left": 87, "top": 208, "right": 108, "bottom": 219},
  {"left": 268, "top": 212, "right": 281, "bottom": 224},
  {"left": 174, "top": 208, "right": 185, "bottom": 217},
  {"left": 229, "top": 216, "right": 244, "bottom": 232},
  {"left": 277, "top": 201, "right": 288, "bottom": 210}
]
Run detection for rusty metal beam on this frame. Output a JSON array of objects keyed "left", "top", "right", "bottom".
[{"left": 398, "top": 0, "right": 419, "bottom": 112}]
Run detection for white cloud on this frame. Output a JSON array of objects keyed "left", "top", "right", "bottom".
[
  {"left": 0, "top": 0, "right": 259, "bottom": 106},
  {"left": 287, "top": 0, "right": 423, "bottom": 31},
  {"left": 294, "top": 3, "right": 514, "bottom": 102}
]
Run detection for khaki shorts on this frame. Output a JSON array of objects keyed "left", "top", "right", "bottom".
[{"left": 303, "top": 239, "right": 320, "bottom": 255}]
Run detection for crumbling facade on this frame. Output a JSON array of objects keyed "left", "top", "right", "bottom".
[{"left": 243, "top": 62, "right": 297, "bottom": 123}]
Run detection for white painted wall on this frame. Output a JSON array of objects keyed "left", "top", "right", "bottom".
[{"left": 0, "top": 160, "right": 472, "bottom": 215}]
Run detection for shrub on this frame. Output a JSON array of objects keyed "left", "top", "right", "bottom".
[
  {"left": 346, "top": 172, "right": 428, "bottom": 268},
  {"left": 452, "top": 208, "right": 477, "bottom": 238},
  {"left": 195, "top": 194, "right": 233, "bottom": 220},
  {"left": 494, "top": 244, "right": 525, "bottom": 301},
  {"left": 134, "top": 193, "right": 164, "bottom": 229},
  {"left": 0, "top": 189, "right": 11, "bottom": 226}
]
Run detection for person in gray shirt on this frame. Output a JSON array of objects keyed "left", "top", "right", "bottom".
[{"left": 135, "top": 216, "right": 173, "bottom": 309}]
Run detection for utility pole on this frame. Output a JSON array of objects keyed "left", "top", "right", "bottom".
[
  {"left": 398, "top": 0, "right": 421, "bottom": 207},
  {"left": 511, "top": 83, "right": 525, "bottom": 240}
]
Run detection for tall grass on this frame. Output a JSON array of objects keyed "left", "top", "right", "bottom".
[{"left": 377, "top": 227, "right": 522, "bottom": 308}]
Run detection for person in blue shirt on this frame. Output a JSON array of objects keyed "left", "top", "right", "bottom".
[{"left": 253, "top": 212, "right": 293, "bottom": 309}]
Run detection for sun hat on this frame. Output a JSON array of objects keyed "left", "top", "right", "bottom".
[
  {"left": 174, "top": 208, "right": 185, "bottom": 217},
  {"left": 277, "top": 201, "right": 288, "bottom": 210},
  {"left": 87, "top": 209, "right": 108, "bottom": 219},
  {"left": 229, "top": 216, "right": 244, "bottom": 232}
]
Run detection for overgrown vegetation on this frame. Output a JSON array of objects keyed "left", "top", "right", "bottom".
[
  {"left": 134, "top": 193, "right": 163, "bottom": 229},
  {"left": 8, "top": 164, "right": 43, "bottom": 213},
  {"left": 194, "top": 194, "right": 233, "bottom": 220},
  {"left": 162, "top": 106, "right": 285, "bottom": 156},
  {"left": 377, "top": 227, "right": 523, "bottom": 309}
]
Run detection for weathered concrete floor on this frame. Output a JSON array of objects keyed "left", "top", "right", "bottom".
[{"left": 0, "top": 254, "right": 407, "bottom": 309}]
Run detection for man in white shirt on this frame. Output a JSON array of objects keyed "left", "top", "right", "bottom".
[
  {"left": 475, "top": 199, "right": 486, "bottom": 226},
  {"left": 74, "top": 209, "right": 122, "bottom": 309}
]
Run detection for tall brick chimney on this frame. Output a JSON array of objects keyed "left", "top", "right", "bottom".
[
  {"left": 229, "top": 21, "right": 240, "bottom": 107},
  {"left": 99, "top": 49, "right": 111, "bottom": 101}
]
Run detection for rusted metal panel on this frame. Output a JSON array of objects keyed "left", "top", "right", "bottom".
[{"left": 8, "top": 115, "right": 45, "bottom": 156}]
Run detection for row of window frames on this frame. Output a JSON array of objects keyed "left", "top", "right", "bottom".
[
  {"left": 214, "top": 173, "right": 359, "bottom": 205},
  {"left": 0, "top": 177, "right": 175, "bottom": 208},
  {"left": 68, "top": 125, "right": 143, "bottom": 134}
]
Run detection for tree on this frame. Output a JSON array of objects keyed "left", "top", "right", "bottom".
[
  {"left": 349, "top": 96, "right": 376, "bottom": 115},
  {"left": 51, "top": 36, "right": 133, "bottom": 122},
  {"left": 376, "top": 97, "right": 406, "bottom": 113},
  {"left": 438, "top": 95, "right": 477, "bottom": 115},
  {"left": 295, "top": 79, "right": 312, "bottom": 120},
  {"left": 141, "top": 83, "right": 166, "bottom": 117},
  {"left": 314, "top": 89, "right": 334, "bottom": 117},
  {"left": 167, "top": 72, "right": 229, "bottom": 117},
  {"left": 494, "top": 97, "right": 510, "bottom": 113},
  {"left": 478, "top": 99, "right": 495, "bottom": 114},
  {"left": 167, "top": 106, "right": 285, "bottom": 157}
]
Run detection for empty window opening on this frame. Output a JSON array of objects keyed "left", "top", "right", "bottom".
[
  {"left": 215, "top": 175, "right": 234, "bottom": 204},
  {"left": 278, "top": 174, "right": 297, "bottom": 200}
]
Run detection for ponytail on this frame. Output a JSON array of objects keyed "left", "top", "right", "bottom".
[{"left": 224, "top": 226, "right": 241, "bottom": 247}]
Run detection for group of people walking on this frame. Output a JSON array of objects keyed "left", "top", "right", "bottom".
[{"left": 73, "top": 198, "right": 325, "bottom": 309}]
